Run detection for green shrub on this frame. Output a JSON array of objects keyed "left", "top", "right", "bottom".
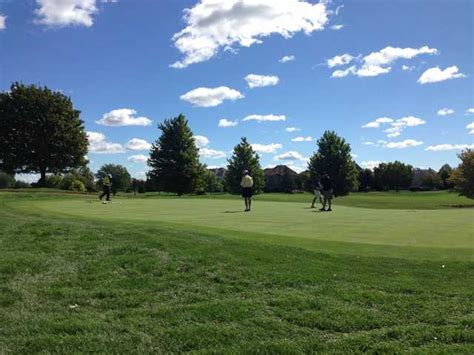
[
  {"left": 0, "top": 171, "right": 15, "bottom": 188},
  {"left": 14, "top": 180, "right": 31, "bottom": 189},
  {"left": 71, "top": 180, "right": 86, "bottom": 192},
  {"left": 45, "top": 175, "right": 63, "bottom": 188}
]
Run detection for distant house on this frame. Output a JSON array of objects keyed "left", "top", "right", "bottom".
[
  {"left": 264, "top": 165, "right": 298, "bottom": 193},
  {"left": 208, "top": 167, "right": 227, "bottom": 181}
]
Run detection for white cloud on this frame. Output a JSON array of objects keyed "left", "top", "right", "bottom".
[
  {"left": 466, "top": 108, "right": 474, "bottom": 115},
  {"left": 285, "top": 127, "right": 300, "bottom": 132},
  {"left": 126, "top": 138, "right": 152, "bottom": 151},
  {"left": 425, "top": 143, "right": 474, "bottom": 152},
  {"left": 360, "top": 161, "right": 383, "bottom": 170},
  {"left": 274, "top": 151, "right": 305, "bottom": 161},
  {"left": 363, "top": 116, "right": 425, "bottom": 137},
  {"left": 218, "top": 118, "right": 238, "bottom": 127},
  {"left": 331, "top": 46, "right": 438, "bottom": 78},
  {"left": 437, "top": 108, "right": 455, "bottom": 116},
  {"left": 170, "top": 0, "right": 329, "bottom": 68},
  {"left": 243, "top": 114, "right": 286, "bottom": 122},
  {"left": 251, "top": 143, "right": 283, "bottom": 154},
  {"left": 180, "top": 86, "right": 243, "bottom": 107},
  {"left": 0, "top": 14, "right": 6, "bottom": 30},
  {"left": 291, "top": 136, "right": 313, "bottom": 142},
  {"left": 402, "top": 65, "right": 415, "bottom": 71},
  {"left": 418, "top": 66, "right": 466, "bottom": 84},
  {"left": 96, "top": 108, "right": 152, "bottom": 127},
  {"left": 467, "top": 122, "right": 474, "bottom": 135},
  {"left": 327, "top": 54, "right": 354, "bottom": 68},
  {"left": 199, "top": 148, "right": 226, "bottom": 159},
  {"left": 194, "top": 135, "right": 210, "bottom": 148},
  {"left": 127, "top": 154, "right": 148, "bottom": 163},
  {"left": 384, "top": 139, "right": 423, "bottom": 149},
  {"left": 87, "top": 131, "right": 125, "bottom": 154},
  {"left": 34, "top": 0, "right": 113, "bottom": 27},
  {"left": 245, "top": 74, "right": 279, "bottom": 88},
  {"left": 133, "top": 171, "right": 148, "bottom": 179},
  {"left": 330, "top": 24, "right": 344, "bottom": 30},
  {"left": 279, "top": 55, "right": 295, "bottom": 63},
  {"left": 362, "top": 117, "right": 394, "bottom": 128}
]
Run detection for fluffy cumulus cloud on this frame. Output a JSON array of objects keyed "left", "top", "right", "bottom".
[
  {"left": 425, "top": 143, "right": 474, "bottom": 152},
  {"left": 360, "top": 161, "right": 383, "bottom": 170},
  {"left": 0, "top": 14, "right": 6, "bottom": 30},
  {"left": 279, "top": 55, "right": 295, "bottom": 63},
  {"left": 171, "top": 0, "right": 329, "bottom": 68},
  {"left": 327, "top": 54, "right": 354, "bottom": 68},
  {"left": 34, "top": 0, "right": 114, "bottom": 27},
  {"left": 96, "top": 108, "right": 152, "bottom": 127},
  {"left": 285, "top": 127, "right": 300, "bottom": 132},
  {"left": 363, "top": 116, "right": 425, "bottom": 137},
  {"left": 199, "top": 148, "right": 226, "bottom": 159},
  {"left": 180, "top": 86, "right": 243, "bottom": 107},
  {"left": 466, "top": 108, "right": 474, "bottom": 115},
  {"left": 384, "top": 139, "right": 423, "bottom": 149},
  {"left": 87, "top": 131, "right": 125, "bottom": 154},
  {"left": 218, "top": 118, "right": 238, "bottom": 127},
  {"left": 467, "top": 122, "right": 474, "bottom": 135},
  {"left": 274, "top": 150, "right": 305, "bottom": 161},
  {"left": 291, "top": 136, "right": 313, "bottom": 142},
  {"left": 127, "top": 154, "right": 148, "bottom": 163},
  {"left": 126, "top": 138, "right": 152, "bottom": 151},
  {"left": 330, "top": 46, "right": 438, "bottom": 78},
  {"left": 243, "top": 114, "right": 286, "bottom": 122},
  {"left": 418, "top": 66, "right": 466, "bottom": 84},
  {"left": 244, "top": 74, "right": 279, "bottom": 88},
  {"left": 194, "top": 135, "right": 210, "bottom": 147},
  {"left": 251, "top": 143, "right": 282, "bottom": 154},
  {"left": 437, "top": 108, "right": 455, "bottom": 116}
]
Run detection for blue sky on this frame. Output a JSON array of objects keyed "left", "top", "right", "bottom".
[{"left": 1, "top": 0, "right": 473, "bottom": 179}]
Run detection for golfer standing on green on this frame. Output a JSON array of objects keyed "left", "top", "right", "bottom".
[
  {"left": 99, "top": 174, "right": 112, "bottom": 202},
  {"left": 240, "top": 170, "right": 254, "bottom": 212}
]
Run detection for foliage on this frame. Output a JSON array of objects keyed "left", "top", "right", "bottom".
[
  {"left": 308, "top": 131, "right": 358, "bottom": 196},
  {"left": 96, "top": 164, "right": 131, "bottom": 193},
  {"left": 438, "top": 164, "right": 454, "bottom": 190},
  {"left": 0, "top": 82, "right": 88, "bottom": 185},
  {"left": 0, "top": 171, "right": 15, "bottom": 188},
  {"left": 358, "top": 168, "right": 374, "bottom": 192},
  {"left": 449, "top": 149, "right": 474, "bottom": 199},
  {"left": 14, "top": 180, "right": 31, "bottom": 189},
  {"left": 69, "top": 166, "right": 96, "bottom": 192},
  {"left": 131, "top": 179, "right": 146, "bottom": 194},
  {"left": 225, "top": 137, "right": 265, "bottom": 194},
  {"left": 71, "top": 180, "right": 86, "bottom": 192},
  {"left": 295, "top": 171, "right": 310, "bottom": 191},
  {"left": 202, "top": 168, "right": 224, "bottom": 194},
  {"left": 374, "top": 161, "right": 414, "bottom": 191},
  {"left": 45, "top": 174, "right": 63, "bottom": 189},
  {"left": 148, "top": 114, "right": 201, "bottom": 196},
  {"left": 421, "top": 170, "right": 442, "bottom": 190}
]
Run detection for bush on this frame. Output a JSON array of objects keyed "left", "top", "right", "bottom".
[
  {"left": 71, "top": 180, "right": 86, "bottom": 192},
  {"left": 14, "top": 180, "right": 31, "bottom": 189},
  {"left": 0, "top": 171, "right": 15, "bottom": 188},
  {"left": 45, "top": 175, "right": 63, "bottom": 188}
]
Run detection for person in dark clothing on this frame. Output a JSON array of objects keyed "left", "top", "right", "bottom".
[
  {"left": 320, "top": 173, "right": 333, "bottom": 212},
  {"left": 99, "top": 175, "right": 112, "bottom": 202}
]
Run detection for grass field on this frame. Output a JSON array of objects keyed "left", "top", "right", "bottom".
[{"left": 1, "top": 191, "right": 473, "bottom": 353}]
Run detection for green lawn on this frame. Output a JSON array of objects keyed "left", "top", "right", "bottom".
[{"left": 1, "top": 191, "right": 473, "bottom": 353}]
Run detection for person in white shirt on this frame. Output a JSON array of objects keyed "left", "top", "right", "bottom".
[
  {"left": 311, "top": 180, "right": 323, "bottom": 209},
  {"left": 240, "top": 170, "right": 254, "bottom": 212}
]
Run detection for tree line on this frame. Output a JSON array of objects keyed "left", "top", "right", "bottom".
[{"left": 1, "top": 83, "right": 473, "bottom": 199}]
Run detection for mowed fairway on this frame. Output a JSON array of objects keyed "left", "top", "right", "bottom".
[{"left": 1, "top": 192, "right": 473, "bottom": 353}]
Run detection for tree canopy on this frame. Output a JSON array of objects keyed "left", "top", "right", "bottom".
[
  {"left": 96, "top": 164, "right": 131, "bottom": 193},
  {"left": 449, "top": 149, "right": 474, "bottom": 199},
  {"left": 374, "top": 161, "right": 413, "bottom": 191},
  {"left": 147, "top": 114, "right": 201, "bottom": 196},
  {"left": 307, "top": 131, "right": 358, "bottom": 196},
  {"left": 225, "top": 137, "right": 264, "bottom": 194},
  {"left": 0, "top": 83, "right": 88, "bottom": 185}
]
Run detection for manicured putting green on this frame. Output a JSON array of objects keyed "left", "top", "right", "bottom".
[{"left": 17, "top": 197, "right": 474, "bottom": 260}]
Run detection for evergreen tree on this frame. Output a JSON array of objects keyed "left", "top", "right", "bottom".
[
  {"left": 147, "top": 114, "right": 201, "bottom": 196},
  {"left": 0, "top": 83, "right": 88, "bottom": 185},
  {"left": 308, "top": 131, "right": 358, "bottom": 196},
  {"left": 225, "top": 137, "right": 264, "bottom": 194}
]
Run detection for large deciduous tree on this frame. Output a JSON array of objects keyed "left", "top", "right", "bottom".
[
  {"left": 225, "top": 137, "right": 264, "bottom": 194},
  {"left": 449, "top": 149, "right": 474, "bottom": 199},
  {"left": 438, "top": 164, "right": 453, "bottom": 190},
  {"left": 0, "top": 83, "right": 88, "bottom": 185},
  {"left": 373, "top": 161, "right": 414, "bottom": 191},
  {"left": 147, "top": 114, "right": 201, "bottom": 196},
  {"left": 308, "top": 131, "right": 358, "bottom": 196}
]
